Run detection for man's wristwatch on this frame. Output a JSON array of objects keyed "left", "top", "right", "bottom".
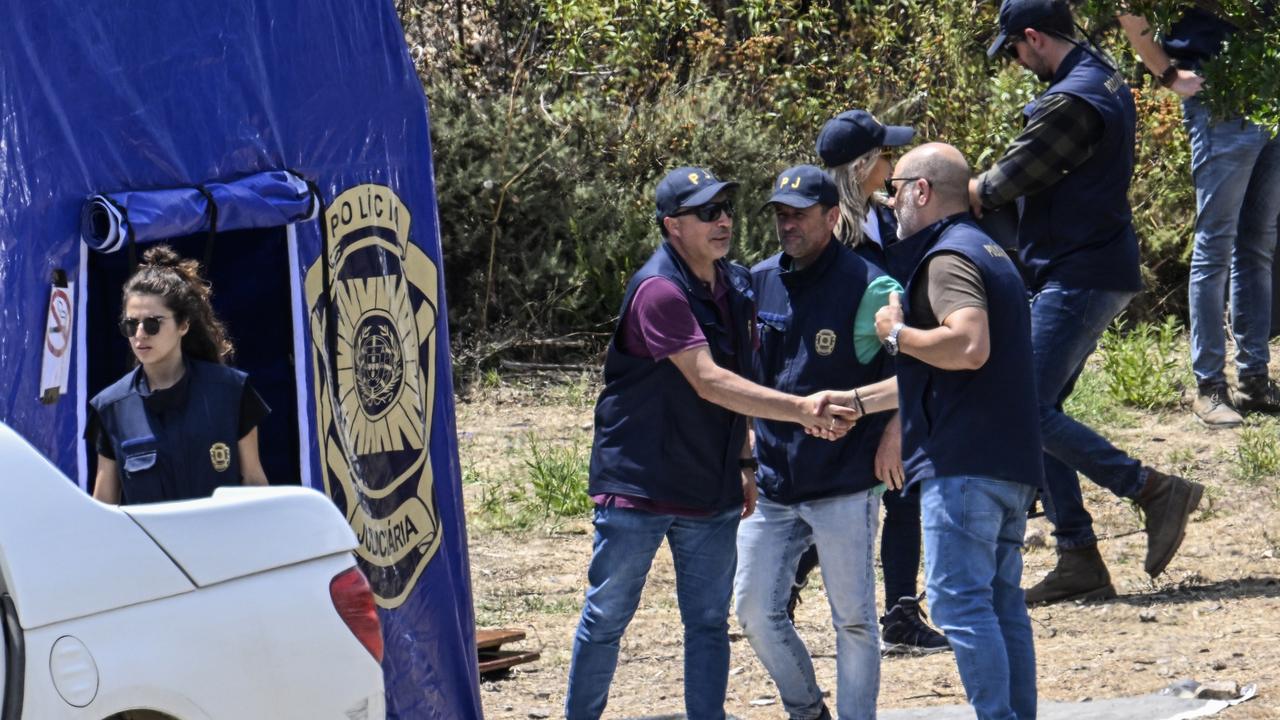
[
  {"left": 883, "top": 322, "right": 905, "bottom": 356},
  {"left": 1158, "top": 63, "right": 1179, "bottom": 88},
  {"left": 738, "top": 457, "right": 759, "bottom": 470}
]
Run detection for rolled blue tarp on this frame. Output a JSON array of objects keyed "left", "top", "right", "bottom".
[{"left": 81, "top": 170, "right": 315, "bottom": 253}]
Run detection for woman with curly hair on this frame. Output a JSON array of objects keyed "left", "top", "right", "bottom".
[{"left": 87, "top": 244, "right": 269, "bottom": 504}]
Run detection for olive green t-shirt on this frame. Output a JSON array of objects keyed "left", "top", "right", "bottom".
[{"left": 907, "top": 252, "right": 988, "bottom": 329}]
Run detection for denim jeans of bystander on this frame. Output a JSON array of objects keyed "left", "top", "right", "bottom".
[{"left": 1183, "top": 96, "right": 1280, "bottom": 387}]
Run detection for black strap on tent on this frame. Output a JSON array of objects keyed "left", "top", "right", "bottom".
[{"left": 195, "top": 184, "right": 218, "bottom": 271}]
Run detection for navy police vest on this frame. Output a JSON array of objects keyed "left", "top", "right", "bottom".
[
  {"left": 587, "top": 242, "right": 756, "bottom": 511},
  {"left": 91, "top": 360, "right": 247, "bottom": 504},
  {"left": 751, "top": 239, "right": 890, "bottom": 503},
  {"left": 886, "top": 215, "right": 1044, "bottom": 491},
  {"left": 1018, "top": 46, "right": 1142, "bottom": 293}
]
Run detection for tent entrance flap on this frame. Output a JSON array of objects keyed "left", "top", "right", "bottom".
[
  {"left": 81, "top": 170, "right": 317, "bottom": 254},
  {"left": 85, "top": 229, "right": 302, "bottom": 492}
]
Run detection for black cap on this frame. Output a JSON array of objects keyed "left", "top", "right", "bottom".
[
  {"left": 815, "top": 110, "right": 915, "bottom": 168},
  {"left": 655, "top": 167, "right": 739, "bottom": 222},
  {"left": 987, "top": 0, "right": 1073, "bottom": 58},
  {"left": 763, "top": 165, "right": 839, "bottom": 210}
]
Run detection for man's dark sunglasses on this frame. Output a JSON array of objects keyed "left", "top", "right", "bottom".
[
  {"left": 884, "top": 176, "right": 930, "bottom": 197},
  {"left": 1003, "top": 35, "right": 1024, "bottom": 60},
  {"left": 119, "top": 315, "right": 169, "bottom": 337},
  {"left": 675, "top": 200, "right": 734, "bottom": 223}
]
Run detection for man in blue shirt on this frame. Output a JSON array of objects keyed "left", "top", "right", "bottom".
[{"left": 1120, "top": 7, "right": 1280, "bottom": 426}]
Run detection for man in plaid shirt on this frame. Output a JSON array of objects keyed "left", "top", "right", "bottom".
[{"left": 973, "top": 0, "right": 1204, "bottom": 608}]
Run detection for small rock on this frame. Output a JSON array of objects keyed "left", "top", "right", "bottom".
[
  {"left": 535, "top": 692, "right": 550, "bottom": 700},
  {"left": 1024, "top": 530, "right": 1048, "bottom": 549},
  {"left": 528, "top": 710, "right": 550, "bottom": 719},
  {"left": 749, "top": 696, "right": 777, "bottom": 707},
  {"left": 1195, "top": 681, "right": 1239, "bottom": 700},
  {"left": 730, "top": 666, "right": 745, "bottom": 676},
  {"left": 579, "top": 422, "right": 592, "bottom": 431},
  {"left": 1076, "top": 696, "right": 1093, "bottom": 703},
  {"left": 1212, "top": 660, "right": 1228, "bottom": 671},
  {"left": 1139, "top": 609, "right": 1158, "bottom": 623}
]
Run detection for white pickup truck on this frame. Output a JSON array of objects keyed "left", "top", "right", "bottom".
[{"left": 0, "top": 422, "right": 386, "bottom": 719}]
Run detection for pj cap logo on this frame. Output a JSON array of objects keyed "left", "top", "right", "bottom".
[{"left": 306, "top": 184, "right": 443, "bottom": 609}]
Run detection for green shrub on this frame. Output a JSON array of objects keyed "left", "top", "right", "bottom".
[
  {"left": 410, "top": 0, "right": 1224, "bottom": 345},
  {"left": 1097, "top": 316, "right": 1185, "bottom": 409},
  {"left": 524, "top": 434, "right": 593, "bottom": 520},
  {"left": 1235, "top": 417, "right": 1280, "bottom": 485}
]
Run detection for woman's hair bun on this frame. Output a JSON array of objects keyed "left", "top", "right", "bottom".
[{"left": 140, "top": 244, "right": 184, "bottom": 268}]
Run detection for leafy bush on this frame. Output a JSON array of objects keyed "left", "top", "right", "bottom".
[
  {"left": 524, "top": 435, "right": 594, "bottom": 520},
  {"left": 1097, "top": 315, "right": 1186, "bottom": 409},
  {"left": 408, "top": 0, "right": 1225, "bottom": 347},
  {"left": 1235, "top": 417, "right": 1280, "bottom": 485}
]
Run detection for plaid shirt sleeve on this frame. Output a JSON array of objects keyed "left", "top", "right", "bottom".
[{"left": 975, "top": 93, "right": 1105, "bottom": 209}]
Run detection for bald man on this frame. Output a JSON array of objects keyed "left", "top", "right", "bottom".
[{"left": 823, "top": 144, "right": 1044, "bottom": 719}]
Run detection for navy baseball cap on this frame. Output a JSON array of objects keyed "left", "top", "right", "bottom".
[
  {"left": 987, "top": 0, "right": 1073, "bottom": 58},
  {"left": 655, "top": 166, "right": 738, "bottom": 222},
  {"left": 763, "top": 165, "right": 839, "bottom": 210},
  {"left": 815, "top": 110, "right": 915, "bottom": 168}
]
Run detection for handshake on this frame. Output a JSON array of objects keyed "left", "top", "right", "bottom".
[{"left": 796, "top": 389, "right": 865, "bottom": 441}]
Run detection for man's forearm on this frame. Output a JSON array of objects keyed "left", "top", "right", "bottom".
[
  {"left": 1119, "top": 14, "right": 1170, "bottom": 76},
  {"left": 696, "top": 362, "right": 808, "bottom": 424},
  {"left": 897, "top": 323, "right": 989, "bottom": 371},
  {"left": 669, "top": 345, "right": 815, "bottom": 423},
  {"left": 831, "top": 377, "right": 900, "bottom": 414}
]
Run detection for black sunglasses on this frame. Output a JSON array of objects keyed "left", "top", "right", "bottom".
[
  {"left": 884, "top": 176, "right": 930, "bottom": 198},
  {"left": 1003, "top": 35, "right": 1024, "bottom": 60},
  {"left": 675, "top": 200, "right": 734, "bottom": 223},
  {"left": 119, "top": 315, "right": 169, "bottom": 338}
]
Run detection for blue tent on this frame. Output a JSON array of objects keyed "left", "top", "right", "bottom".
[{"left": 0, "top": 1, "right": 482, "bottom": 717}]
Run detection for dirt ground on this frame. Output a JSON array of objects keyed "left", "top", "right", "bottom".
[{"left": 456, "top": 368, "right": 1280, "bottom": 720}]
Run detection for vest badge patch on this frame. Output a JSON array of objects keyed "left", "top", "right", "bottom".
[
  {"left": 983, "top": 243, "right": 1008, "bottom": 259},
  {"left": 209, "top": 442, "right": 231, "bottom": 472},
  {"left": 814, "top": 328, "right": 837, "bottom": 356},
  {"left": 305, "top": 183, "right": 443, "bottom": 610}
]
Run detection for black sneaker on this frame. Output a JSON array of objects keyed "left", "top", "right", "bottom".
[
  {"left": 1232, "top": 375, "right": 1280, "bottom": 413},
  {"left": 880, "top": 595, "right": 950, "bottom": 656},
  {"left": 788, "top": 704, "right": 832, "bottom": 720}
]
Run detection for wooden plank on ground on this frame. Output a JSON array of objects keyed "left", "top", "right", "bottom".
[
  {"left": 476, "top": 628, "right": 526, "bottom": 650},
  {"left": 479, "top": 649, "right": 541, "bottom": 675}
]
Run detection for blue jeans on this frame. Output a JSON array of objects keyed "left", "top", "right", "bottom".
[
  {"left": 1030, "top": 283, "right": 1145, "bottom": 550},
  {"left": 1184, "top": 96, "right": 1280, "bottom": 385},
  {"left": 565, "top": 505, "right": 740, "bottom": 720},
  {"left": 921, "top": 477, "right": 1038, "bottom": 720},
  {"left": 734, "top": 492, "right": 880, "bottom": 720}
]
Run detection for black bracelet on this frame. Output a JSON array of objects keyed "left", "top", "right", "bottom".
[
  {"left": 738, "top": 457, "right": 759, "bottom": 470},
  {"left": 1159, "top": 63, "right": 1179, "bottom": 88},
  {"left": 852, "top": 388, "right": 867, "bottom": 417}
]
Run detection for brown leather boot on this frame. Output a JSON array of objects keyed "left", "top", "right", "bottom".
[
  {"left": 1024, "top": 544, "right": 1117, "bottom": 606},
  {"left": 1137, "top": 468, "right": 1204, "bottom": 577}
]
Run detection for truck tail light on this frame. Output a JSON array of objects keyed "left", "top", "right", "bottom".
[{"left": 330, "top": 566, "right": 384, "bottom": 663}]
